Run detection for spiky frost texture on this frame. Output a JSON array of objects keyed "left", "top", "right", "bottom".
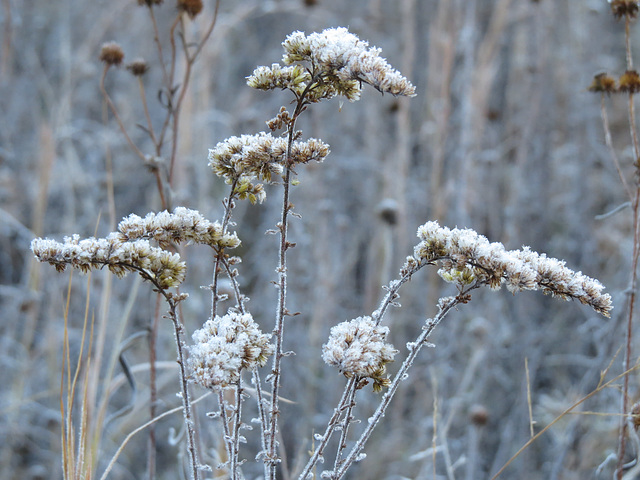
[
  {"left": 117, "top": 207, "right": 240, "bottom": 249},
  {"left": 31, "top": 234, "right": 185, "bottom": 289},
  {"left": 247, "top": 27, "right": 416, "bottom": 103},
  {"left": 408, "top": 221, "right": 613, "bottom": 317},
  {"left": 322, "top": 316, "right": 398, "bottom": 391},
  {"left": 188, "top": 311, "right": 274, "bottom": 389}
]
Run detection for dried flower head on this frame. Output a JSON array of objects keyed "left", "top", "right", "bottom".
[
  {"left": 177, "top": 0, "right": 203, "bottom": 18},
  {"left": 127, "top": 59, "right": 149, "bottom": 77},
  {"left": 208, "top": 132, "right": 329, "bottom": 202},
  {"left": 99, "top": 42, "right": 124, "bottom": 66},
  {"left": 322, "top": 316, "right": 398, "bottom": 392},
  {"left": 619, "top": 70, "right": 640, "bottom": 93},
  {"left": 588, "top": 73, "right": 617, "bottom": 94},
  {"left": 247, "top": 27, "right": 416, "bottom": 103},
  {"left": 188, "top": 311, "right": 274, "bottom": 389},
  {"left": 632, "top": 402, "right": 640, "bottom": 431},
  {"left": 31, "top": 234, "right": 186, "bottom": 289},
  {"left": 469, "top": 404, "right": 490, "bottom": 427},
  {"left": 117, "top": 207, "right": 240, "bottom": 250},
  {"left": 266, "top": 106, "right": 292, "bottom": 132},
  {"left": 409, "top": 221, "right": 612, "bottom": 317},
  {"left": 610, "top": 0, "right": 639, "bottom": 20}
]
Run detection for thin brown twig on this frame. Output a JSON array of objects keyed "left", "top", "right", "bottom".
[
  {"left": 495, "top": 363, "right": 640, "bottom": 480},
  {"left": 600, "top": 93, "right": 633, "bottom": 200},
  {"left": 617, "top": 13, "right": 640, "bottom": 477},
  {"left": 100, "top": 64, "right": 169, "bottom": 209},
  {"left": 168, "top": 1, "right": 221, "bottom": 182}
]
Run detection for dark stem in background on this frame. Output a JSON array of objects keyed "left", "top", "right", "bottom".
[{"left": 617, "top": 13, "right": 640, "bottom": 478}]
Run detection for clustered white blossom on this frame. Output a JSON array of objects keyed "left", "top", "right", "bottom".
[
  {"left": 408, "top": 221, "right": 613, "bottom": 317},
  {"left": 188, "top": 311, "right": 274, "bottom": 389},
  {"left": 117, "top": 207, "right": 240, "bottom": 250},
  {"left": 208, "top": 132, "right": 329, "bottom": 203},
  {"left": 31, "top": 208, "right": 235, "bottom": 289},
  {"left": 322, "top": 316, "right": 398, "bottom": 392},
  {"left": 31, "top": 233, "right": 185, "bottom": 289},
  {"left": 247, "top": 27, "right": 416, "bottom": 102}
]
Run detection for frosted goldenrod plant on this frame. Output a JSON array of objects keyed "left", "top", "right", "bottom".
[{"left": 31, "top": 25, "right": 613, "bottom": 480}]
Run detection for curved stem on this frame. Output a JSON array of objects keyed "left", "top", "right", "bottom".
[
  {"left": 211, "top": 179, "right": 239, "bottom": 319},
  {"left": 331, "top": 292, "right": 468, "bottom": 480}
]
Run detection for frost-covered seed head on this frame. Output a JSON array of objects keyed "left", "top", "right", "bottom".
[
  {"left": 117, "top": 207, "right": 240, "bottom": 250},
  {"left": 188, "top": 311, "right": 274, "bottom": 389},
  {"left": 208, "top": 132, "right": 329, "bottom": 202},
  {"left": 247, "top": 27, "right": 415, "bottom": 103},
  {"left": 407, "top": 221, "right": 613, "bottom": 317},
  {"left": 322, "top": 316, "right": 398, "bottom": 392},
  {"left": 31, "top": 234, "right": 186, "bottom": 289}
]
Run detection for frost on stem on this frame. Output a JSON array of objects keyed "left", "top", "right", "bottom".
[
  {"left": 31, "top": 234, "right": 185, "bottom": 289},
  {"left": 188, "top": 310, "right": 274, "bottom": 389},
  {"left": 247, "top": 27, "right": 416, "bottom": 102},
  {"left": 208, "top": 132, "right": 329, "bottom": 203},
  {"left": 322, "top": 316, "right": 398, "bottom": 392},
  {"left": 408, "top": 221, "right": 613, "bottom": 317}
]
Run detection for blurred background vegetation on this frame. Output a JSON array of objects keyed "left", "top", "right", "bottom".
[{"left": 1, "top": 0, "right": 637, "bottom": 478}]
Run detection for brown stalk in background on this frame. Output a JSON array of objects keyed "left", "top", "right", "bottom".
[{"left": 96, "top": 3, "right": 220, "bottom": 479}]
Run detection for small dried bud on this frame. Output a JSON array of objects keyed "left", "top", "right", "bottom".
[
  {"left": 610, "top": 0, "right": 639, "bottom": 20},
  {"left": 469, "top": 404, "right": 489, "bottom": 427},
  {"left": 588, "top": 73, "right": 617, "bottom": 94},
  {"left": 99, "top": 42, "right": 124, "bottom": 66},
  {"left": 619, "top": 70, "right": 640, "bottom": 94},
  {"left": 127, "top": 59, "right": 149, "bottom": 77},
  {"left": 137, "top": 0, "right": 163, "bottom": 5},
  {"left": 632, "top": 402, "right": 640, "bottom": 431},
  {"left": 177, "top": 0, "right": 203, "bottom": 18},
  {"left": 376, "top": 198, "right": 399, "bottom": 226}
]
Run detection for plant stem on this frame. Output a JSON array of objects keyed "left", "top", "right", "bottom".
[
  {"left": 617, "top": 15, "right": 640, "bottom": 476},
  {"left": 298, "top": 377, "right": 357, "bottom": 480},
  {"left": 266, "top": 99, "right": 304, "bottom": 479},
  {"left": 331, "top": 293, "right": 466, "bottom": 480},
  {"left": 167, "top": 299, "right": 200, "bottom": 480}
]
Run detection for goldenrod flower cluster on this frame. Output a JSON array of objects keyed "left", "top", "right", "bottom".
[
  {"left": 31, "top": 208, "right": 236, "bottom": 289},
  {"left": 31, "top": 233, "right": 185, "bottom": 289},
  {"left": 188, "top": 311, "right": 274, "bottom": 389},
  {"left": 247, "top": 27, "right": 416, "bottom": 103},
  {"left": 117, "top": 207, "right": 240, "bottom": 250},
  {"left": 409, "top": 221, "right": 613, "bottom": 317},
  {"left": 322, "top": 316, "right": 398, "bottom": 392},
  {"left": 208, "top": 132, "right": 329, "bottom": 202}
]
